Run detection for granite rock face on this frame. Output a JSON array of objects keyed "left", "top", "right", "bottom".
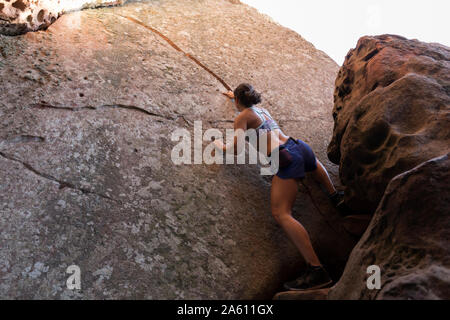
[
  {"left": 327, "top": 35, "right": 450, "bottom": 213},
  {"left": 0, "top": 0, "right": 355, "bottom": 299},
  {"left": 0, "top": 0, "right": 128, "bottom": 35},
  {"left": 329, "top": 154, "right": 450, "bottom": 300}
]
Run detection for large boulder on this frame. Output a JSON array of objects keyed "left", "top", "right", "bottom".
[
  {"left": 326, "top": 34, "right": 450, "bottom": 300},
  {"left": 327, "top": 35, "right": 450, "bottom": 213},
  {"left": 329, "top": 154, "right": 450, "bottom": 300},
  {"left": 0, "top": 0, "right": 356, "bottom": 299},
  {"left": 0, "top": 0, "right": 128, "bottom": 36}
]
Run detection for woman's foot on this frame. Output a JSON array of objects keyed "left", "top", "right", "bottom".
[
  {"left": 329, "top": 191, "right": 356, "bottom": 216},
  {"left": 283, "top": 265, "right": 333, "bottom": 291},
  {"left": 328, "top": 190, "right": 344, "bottom": 208}
]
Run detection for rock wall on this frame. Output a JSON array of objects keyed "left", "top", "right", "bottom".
[
  {"left": 329, "top": 154, "right": 450, "bottom": 300},
  {"left": 0, "top": 0, "right": 128, "bottom": 35},
  {"left": 0, "top": 0, "right": 356, "bottom": 299},
  {"left": 327, "top": 35, "right": 450, "bottom": 299},
  {"left": 328, "top": 35, "right": 450, "bottom": 214}
]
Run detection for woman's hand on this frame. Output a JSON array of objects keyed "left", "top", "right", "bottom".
[
  {"left": 214, "top": 139, "right": 225, "bottom": 151},
  {"left": 223, "top": 91, "right": 235, "bottom": 99}
]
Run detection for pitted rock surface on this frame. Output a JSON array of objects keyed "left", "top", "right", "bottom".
[
  {"left": 328, "top": 35, "right": 450, "bottom": 213},
  {"left": 329, "top": 154, "right": 450, "bottom": 300}
]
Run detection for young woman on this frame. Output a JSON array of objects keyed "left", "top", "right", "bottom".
[{"left": 215, "top": 83, "right": 343, "bottom": 291}]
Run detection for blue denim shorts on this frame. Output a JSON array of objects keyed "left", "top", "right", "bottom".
[{"left": 274, "top": 138, "right": 317, "bottom": 180}]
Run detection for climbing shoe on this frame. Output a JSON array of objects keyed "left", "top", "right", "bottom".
[
  {"left": 283, "top": 265, "right": 333, "bottom": 291},
  {"left": 329, "top": 190, "right": 345, "bottom": 208},
  {"left": 329, "top": 190, "right": 356, "bottom": 216}
]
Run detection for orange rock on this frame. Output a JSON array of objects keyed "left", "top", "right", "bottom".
[{"left": 328, "top": 35, "right": 450, "bottom": 214}]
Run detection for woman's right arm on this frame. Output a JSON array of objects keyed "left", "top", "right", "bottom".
[{"left": 223, "top": 91, "right": 235, "bottom": 99}]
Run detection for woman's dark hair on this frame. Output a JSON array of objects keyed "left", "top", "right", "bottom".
[{"left": 233, "top": 83, "right": 262, "bottom": 108}]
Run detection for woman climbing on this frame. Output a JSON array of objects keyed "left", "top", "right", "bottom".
[{"left": 214, "top": 83, "right": 344, "bottom": 291}]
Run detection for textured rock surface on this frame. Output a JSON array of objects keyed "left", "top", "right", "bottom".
[
  {"left": 273, "top": 288, "right": 329, "bottom": 300},
  {"left": 329, "top": 154, "right": 450, "bottom": 300},
  {"left": 327, "top": 35, "right": 450, "bottom": 213},
  {"left": 0, "top": 0, "right": 356, "bottom": 299},
  {"left": 341, "top": 215, "right": 372, "bottom": 237},
  {"left": 0, "top": 0, "right": 128, "bottom": 35}
]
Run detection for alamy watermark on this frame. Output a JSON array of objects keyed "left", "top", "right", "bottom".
[
  {"left": 170, "top": 121, "right": 280, "bottom": 175},
  {"left": 366, "top": 265, "right": 381, "bottom": 290},
  {"left": 66, "top": 265, "right": 81, "bottom": 290}
]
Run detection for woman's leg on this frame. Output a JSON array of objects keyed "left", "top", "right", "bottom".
[
  {"left": 271, "top": 175, "right": 321, "bottom": 266},
  {"left": 311, "top": 159, "right": 336, "bottom": 195}
]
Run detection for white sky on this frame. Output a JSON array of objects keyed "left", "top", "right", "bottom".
[{"left": 241, "top": 0, "right": 450, "bottom": 65}]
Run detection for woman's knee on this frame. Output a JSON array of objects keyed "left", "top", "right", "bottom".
[{"left": 271, "top": 208, "right": 292, "bottom": 225}]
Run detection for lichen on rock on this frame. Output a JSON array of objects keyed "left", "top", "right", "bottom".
[{"left": 0, "top": 0, "right": 128, "bottom": 35}]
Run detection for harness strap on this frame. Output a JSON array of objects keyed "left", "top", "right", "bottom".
[
  {"left": 251, "top": 106, "right": 282, "bottom": 132},
  {"left": 251, "top": 106, "right": 267, "bottom": 123}
]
